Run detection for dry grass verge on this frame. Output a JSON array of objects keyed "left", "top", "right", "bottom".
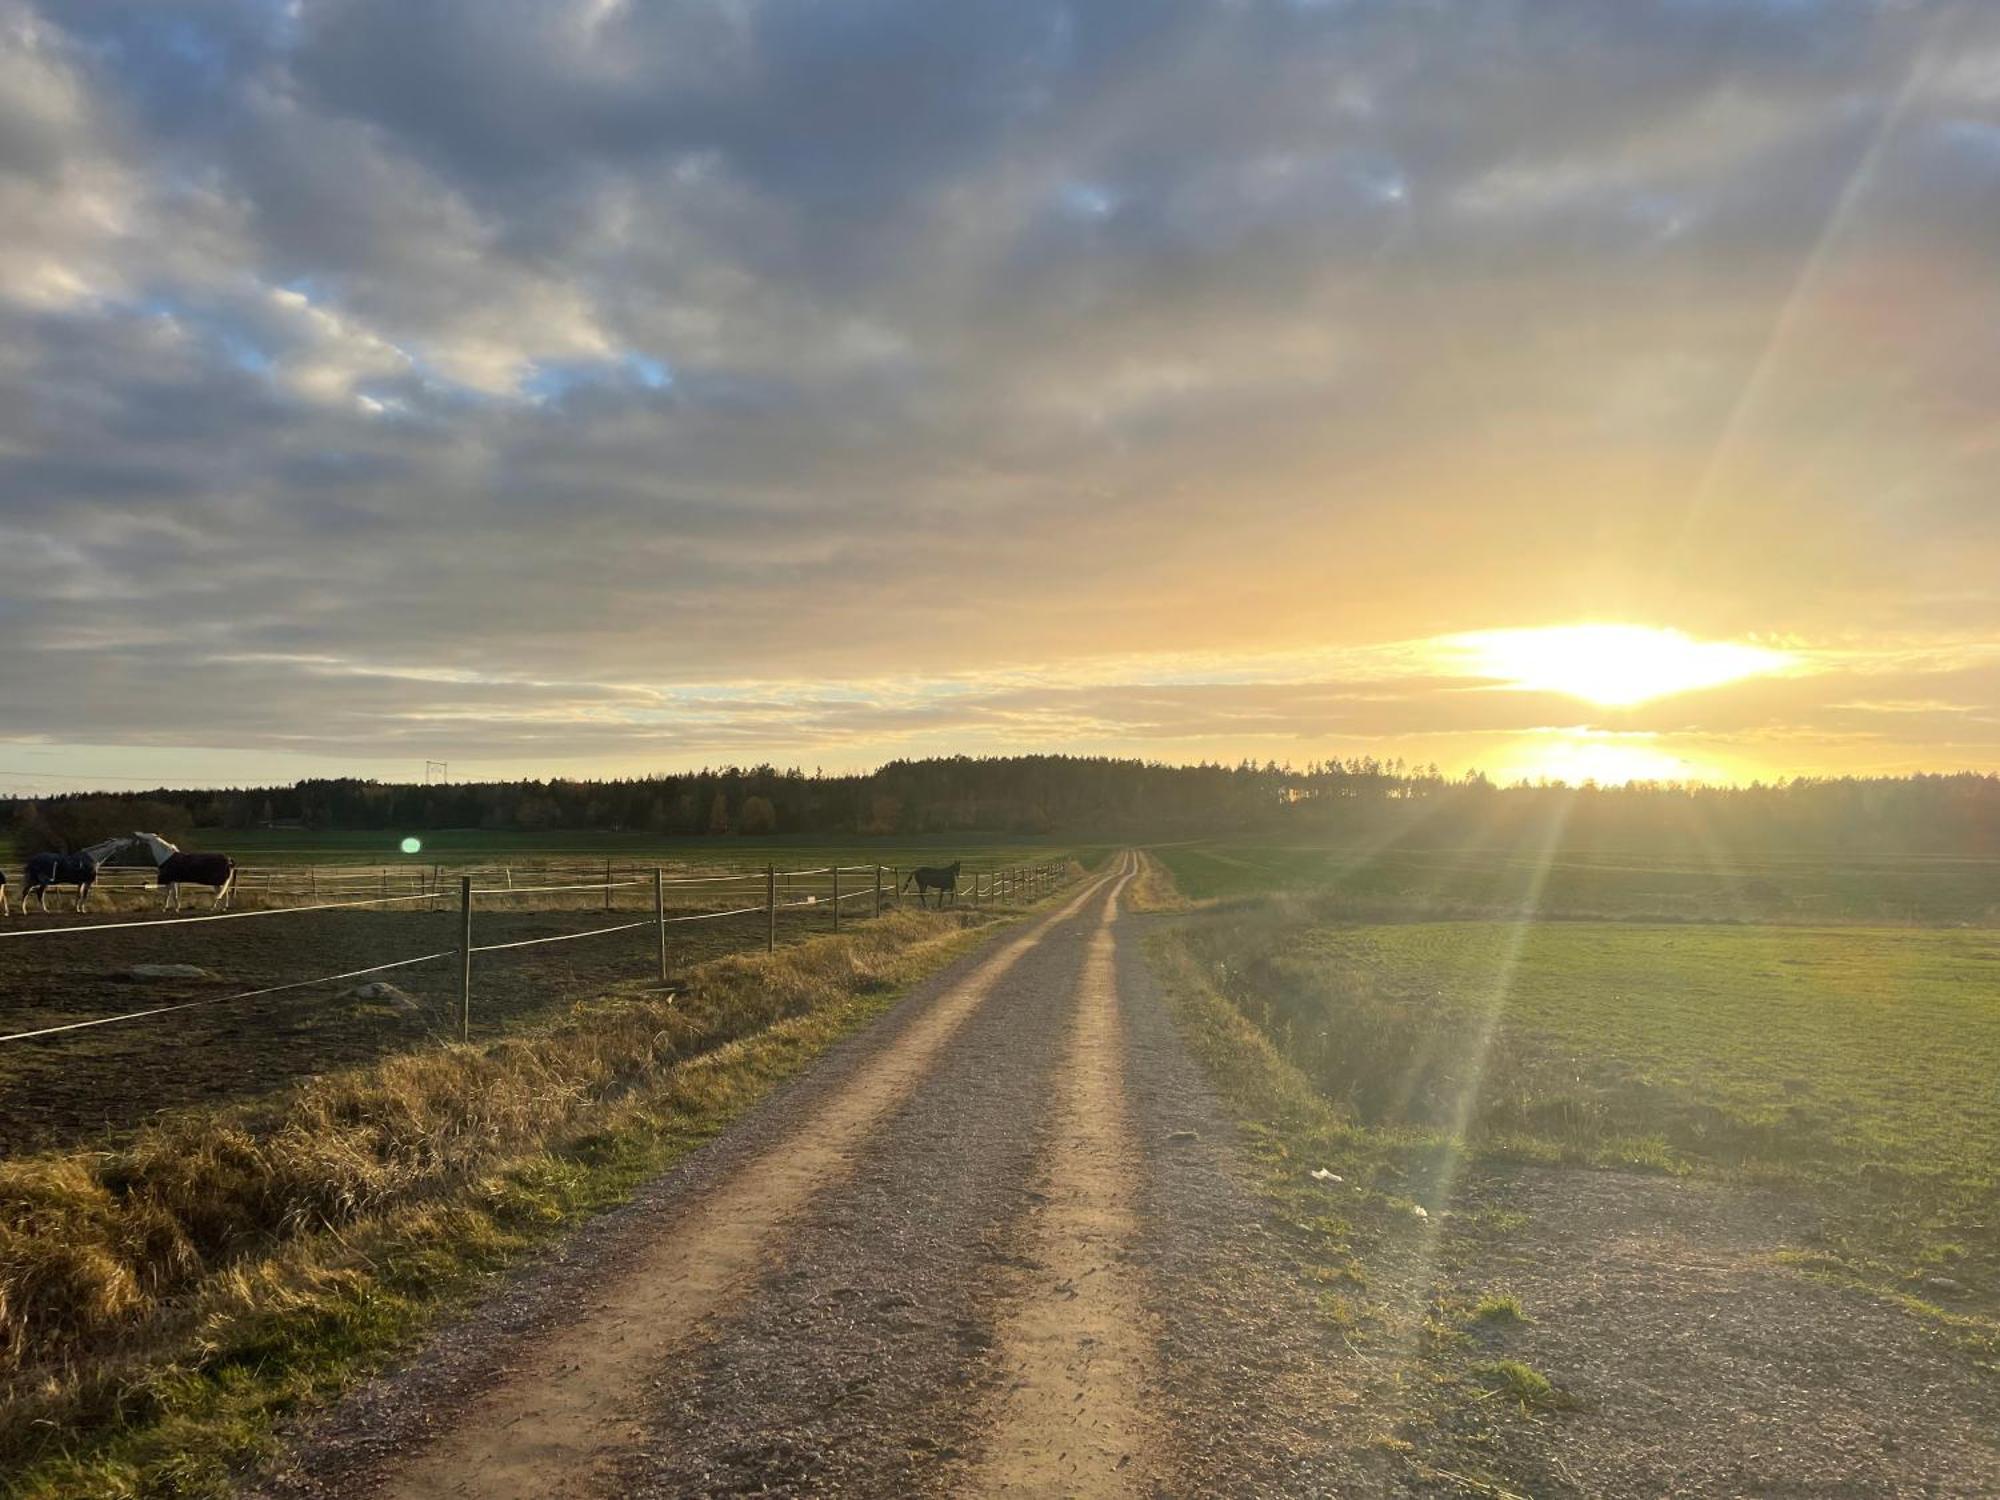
[
  {"left": 1124, "top": 850, "right": 1189, "bottom": 913},
  {"left": 0, "top": 905, "right": 1015, "bottom": 1499}
]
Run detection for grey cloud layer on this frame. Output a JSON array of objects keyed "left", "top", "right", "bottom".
[{"left": 3, "top": 0, "right": 1996, "bottom": 775}]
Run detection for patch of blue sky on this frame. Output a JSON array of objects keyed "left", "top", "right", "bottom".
[
  {"left": 1935, "top": 118, "right": 2000, "bottom": 170},
  {"left": 123, "top": 292, "right": 278, "bottom": 375},
  {"left": 523, "top": 351, "right": 675, "bottom": 402},
  {"left": 218, "top": 333, "right": 274, "bottom": 376},
  {"left": 1056, "top": 180, "right": 1119, "bottom": 221},
  {"left": 1348, "top": 156, "right": 1409, "bottom": 205},
  {"left": 626, "top": 352, "right": 674, "bottom": 389}
]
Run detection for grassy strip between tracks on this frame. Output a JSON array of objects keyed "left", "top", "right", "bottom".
[{"left": 0, "top": 890, "right": 1069, "bottom": 1500}]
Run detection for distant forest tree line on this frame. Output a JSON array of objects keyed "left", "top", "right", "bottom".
[{"left": 5, "top": 756, "right": 1998, "bottom": 858}]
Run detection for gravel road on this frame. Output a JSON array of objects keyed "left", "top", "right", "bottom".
[{"left": 254, "top": 853, "right": 2000, "bottom": 1499}]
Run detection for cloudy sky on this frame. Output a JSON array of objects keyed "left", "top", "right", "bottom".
[{"left": 3, "top": 0, "right": 1997, "bottom": 791}]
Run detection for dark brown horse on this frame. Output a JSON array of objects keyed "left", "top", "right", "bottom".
[
  {"left": 902, "top": 860, "right": 961, "bottom": 908},
  {"left": 132, "top": 832, "right": 238, "bottom": 911}
]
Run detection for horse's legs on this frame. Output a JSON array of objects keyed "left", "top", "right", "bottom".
[{"left": 76, "top": 881, "right": 90, "bottom": 913}]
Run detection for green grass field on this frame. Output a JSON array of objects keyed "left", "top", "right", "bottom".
[
  {"left": 1161, "top": 835, "right": 2000, "bottom": 1342},
  {"left": 1150, "top": 836, "right": 2000, "bottom": 926},
  {"left": 216, "top": 827, "right": 1115, "bottom": 873},
  {"left": 1199, "top": 917, "right": 2000, "bottom": 1181}
]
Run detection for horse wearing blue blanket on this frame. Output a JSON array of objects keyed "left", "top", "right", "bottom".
[{"left": 21, "top": 836, "right": 134, "bottom": 913}]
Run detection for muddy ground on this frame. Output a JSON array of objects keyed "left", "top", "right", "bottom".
[{"left": 0, "top": 897, "right": 897, "bottom": 1153}]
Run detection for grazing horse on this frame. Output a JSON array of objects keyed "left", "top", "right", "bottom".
[
  {"left": 902, "top": 860, "right": 962, "bottom": 909},
  {"left": 131, "top": 831, "right": 238, "bottom": 911},
  {"left": 21, "top": 836, "right": 134, "bottom": 913},
  {"left": 0, "top": 868, "right": 9, "bottom": 916}
]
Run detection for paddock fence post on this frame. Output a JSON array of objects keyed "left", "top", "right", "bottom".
[
  {"left": 832, "top": 865, "right": 841, "bottom": 931},
  {"left": 605, "top": 858, "right": 614, "bottom": 912},
  {"left": 766, "top": 863, "right": 777, "bottom": 953},
  {"left": 457, "top": 876, "right": 474, "bottom": 1044},
  {"left": 654, "top": 867, "right": 667, "bottom": 984},
  {"left": 893, "top": 866, "right": 900, "bottom": 908},
  {"left": 873, "top": 864, "right": 883, "bottom": 918}
]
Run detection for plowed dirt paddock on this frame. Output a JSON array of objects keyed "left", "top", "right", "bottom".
[{"left": 0, "top": 902, "right": 880, "bottom": 1153}]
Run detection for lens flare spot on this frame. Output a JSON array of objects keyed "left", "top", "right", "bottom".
[{"left": 399, "top": 836, "right": 423, "bottom": 854}]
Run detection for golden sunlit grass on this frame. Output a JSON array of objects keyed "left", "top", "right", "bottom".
[
  {"left": 1449, "top": 624, "right": 1796, "bottom": 707},
  {"left": 0, "top": 908, "right": 1015, "bottom": 1499}
]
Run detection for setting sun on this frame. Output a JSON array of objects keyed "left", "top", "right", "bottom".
[{"left": 1450, "top": 625, "right": 1796, "bottom": 708}]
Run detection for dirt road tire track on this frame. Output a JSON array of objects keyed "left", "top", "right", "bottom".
[
  {"left": 615, "top": 856, "right": 1146, "bottom": 1497},
  {"left": 259, "top": 847, "right": 2000, "bottom": 1500},
  {"left": 962, "top": 857, "right": 1159, "bottom": 1498},
  {"left": 255, "top": 868, "right": 1118, "bottom": 1500}
]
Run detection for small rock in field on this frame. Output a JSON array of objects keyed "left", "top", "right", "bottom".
[
  {"left": 1166, "top": 1129, "right": 1200, "bottom": 1145},
  {"left": 1409, "top": 1204, "right": 1430, "bottom": 1219},
  {"left": 121, "top": 963, "right": 217, "bottom": 982},
  {"left": 341, "top": 981, "right": 424, "bottom": 1013},
  {"left": 1310, "top": 1168, "right": 1344, "bottom": 1184},
  {"left": 1922, "top": 1276, "right": 1965, "bottom": 1295}
]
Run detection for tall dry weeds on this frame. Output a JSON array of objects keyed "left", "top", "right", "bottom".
[{"left": 0, "top": 907, "right": 976, "bottom": 1382}]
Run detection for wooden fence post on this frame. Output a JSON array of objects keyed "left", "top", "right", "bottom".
[
  {"left": 457, "top": 876, "right": 474, "bottom": 1043},
  {"left": 874, "top": 864, "right": 883, "bottom": 918},
  {"left": 766, "top": 863, "right": 777, "bottom": 953},
  {"left": 605, "top": 858, "right": 614, "bottom": 912},
  {"left": 832, "top": 864, "right": 841, "bottom": 931},
  {"left": 654, "top": 867, "right": 667, "bottom": 984},
  {"left": 892, "top": 866, "right": 900, "bottom": 908}
]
